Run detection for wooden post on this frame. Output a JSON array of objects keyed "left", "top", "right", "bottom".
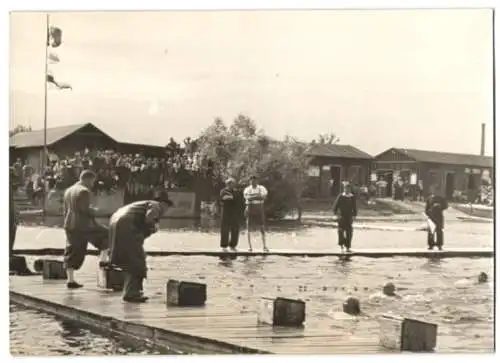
[
  {"left": 42, "top": 259, "right": 67, "bottom": 280},
  {"left": 258, "top": 297, "right": 306, "bottom": 327},
  {"left": 166, "top": 280, "right": 206, "bottom": 307},
  {"left": 98, "top": 266, "right": 125, "bottom": 291},
  {"left": 379, "top": 314, "right": 437, "bottom": 352}
]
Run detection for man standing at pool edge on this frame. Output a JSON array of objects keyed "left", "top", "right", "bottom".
[
  {"left": 333, "top": 181, "right": 357, "bottom": 253},
  {"left": 63, "top": 170, "right": 109, "bottom": 289},
  {"left": 243, "top": 175, "right": 269, "bottom": 252},
  {"left": 425, "top": 187, "right": 448, "bottom": 251},
  {"left": 220, "top": 177, "right": 244, "bottom": 251}
]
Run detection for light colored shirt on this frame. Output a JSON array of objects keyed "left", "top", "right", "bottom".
[{"left": 243, "top": 184, "right": 268, "bottom": 205}]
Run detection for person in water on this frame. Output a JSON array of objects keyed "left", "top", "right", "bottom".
[
  {"left": 333, "top": 182, "right": 357, "bottom": 252},
  {"left": 108, "top": 190, "right": 173, "bottom": 303}
]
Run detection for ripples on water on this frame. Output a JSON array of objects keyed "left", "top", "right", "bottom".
[
  {"left": 11, "top": 218, "right": 494, "bottom": 354},
  {"left": 9, "top": 304, "right": 172, "bottom": 356},
  {"left": 148, "top": 255, "right": 494, "bottom": 353}
]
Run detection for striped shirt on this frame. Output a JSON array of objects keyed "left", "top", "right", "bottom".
[{"left": 243, "top": 185, "right": 268, "bottom": 205}]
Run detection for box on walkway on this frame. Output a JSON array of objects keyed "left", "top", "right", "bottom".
[
  {"left": 258, "top": 297, "right": 306, "bottom": 327},
  {"left": 42, "top": 259, "right": 67, "bottom": 280},
  {"left": 379, "top": 314, "right": 437, "bottom": 352},
  {"left": 98, "top": 266, "right": 125, "bottom": 291},
  {"left": 166, "top": 280, "right": 206, "bottom": 306}
]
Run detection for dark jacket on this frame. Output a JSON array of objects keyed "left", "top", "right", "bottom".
[
  {"left": 220, "top": 187, "right": 244, "bottom": 223},
  {"left": 63, "top": 181, "right": 96, "bottom": 231},
  {"left": 425, "top": 195, "right": 448, "bottom": 228},
  {"left": 108, "top": 200, "right": 161, "bottom": 278},
  {"left": 333, "top": 193, "right": 357, "bottom": 224}
]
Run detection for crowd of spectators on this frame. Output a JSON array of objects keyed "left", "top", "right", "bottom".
[{"left": 10, "top": 137, "right": 206, "bottom": 205}]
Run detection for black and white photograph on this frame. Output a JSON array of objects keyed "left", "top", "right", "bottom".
[{"left": 4, "top": 1, "right": 496, "bottom": 358}]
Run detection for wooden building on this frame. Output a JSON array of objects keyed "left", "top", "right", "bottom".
[
  {"left": 373, "top": 148, "right": 494, "bottom": 201},
  {"left": 10, "top": 123, "right": 118, "bottom": 172},
  {"left": 304, "top": 143, "right": 373, "bottom": 198},
  {"left": 117, "top": 142, "right": 167, "bottom": 157}
]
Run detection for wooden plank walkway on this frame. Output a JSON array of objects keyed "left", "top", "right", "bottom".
[
  {"left": 10, "top": 275, "right": 383, "bottom": 354},
  {"left": 12, "top": 247, "right": 494, "bottom": 258}
]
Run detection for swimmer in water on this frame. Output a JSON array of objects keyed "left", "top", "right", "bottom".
[
  {"left": 455, "top": 272, "right": 489, "bottom": 288},
  {"left": 369, "top": 282, "right": 402, "bottom": 303}
]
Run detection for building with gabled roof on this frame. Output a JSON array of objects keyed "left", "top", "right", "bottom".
[
  {"left": 374, "top": 147, "right": 493, "bottom": 201},
  {"left": 303, "top": 143, "right": 373, "bottom": 198}
]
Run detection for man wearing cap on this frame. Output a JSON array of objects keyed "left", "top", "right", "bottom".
[
  {"left": 108, "top": 190, "right": 173, "bottom": 303},
  {"left": 63, "top": 170, "right": 109, "bottom": 289},
  {"left": 243, "top": 175, "right": 269, "bottom": 252},
  {"left": 333, "top": 181, "right": 357, "bottom": 252},
  {"left": 219, "top": 177, "right": 244, "bottom": 251}
]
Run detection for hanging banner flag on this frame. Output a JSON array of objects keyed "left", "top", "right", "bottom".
[
  {"left": 48, "top": 52, "right": 60, "bottom": 63},
  {"left": 47, "top": 26, "right": 62, "bottom": 47},
  {"left": 47, "top": 74, "right": 72, "bottom": 90}
]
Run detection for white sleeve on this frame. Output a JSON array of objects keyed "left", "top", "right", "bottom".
[
  {"left": 260, "top": 186, "right": 268, "bottom": 199},
  {"left": 243, "top": 186, "right": 250, "bottom": 201}
]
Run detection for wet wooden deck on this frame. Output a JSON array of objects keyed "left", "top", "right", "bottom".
[
  {"left": 10, "top": 274, "right": 382, "bottom": 354},
  {"left": 12, "top": 247, "right": 494, "bottom": 258}
]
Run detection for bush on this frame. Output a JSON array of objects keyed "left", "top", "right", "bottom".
[{"left": 196, "top": 115, "right": 310, "bottom": 219}]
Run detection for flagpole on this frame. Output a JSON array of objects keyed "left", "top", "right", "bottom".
[{"left": 42, "top": 13, "right": 49, "bottom": 221}]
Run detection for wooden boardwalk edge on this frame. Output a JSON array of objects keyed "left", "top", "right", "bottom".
[
  {"left": 9, "top": 291, "right": 269, "bottom": 355},
  {"left": 11, "top": 248, "right": 494, "bottom": 258}
]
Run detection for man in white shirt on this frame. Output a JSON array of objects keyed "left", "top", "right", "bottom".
[{"left": 243, "top": 175, "right": 269, "bottom": 252}]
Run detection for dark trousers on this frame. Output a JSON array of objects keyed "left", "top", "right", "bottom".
[
  {"left": 220, "top": 219, "right": 240, "bottom": 248},
  {"left": 427, "top": 229, "right": 444, "bottom": 248},
  {"left": 123, "top": 272, "right": 144, "bottom": 299},
  {"left": 338, "top": 222, "right": 353, "bottom": 249},
  {"left": 64, "top": 225, "right": 108, "bottom": 270}
]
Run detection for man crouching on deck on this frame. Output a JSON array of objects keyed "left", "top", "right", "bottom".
[
  {"left": 243, "top": 175, "right": 269, "bottom": 252},
  {"left": 333, "top": 181, "right": 357, "bottom": 252},
  {"left": 63, "top": 170, "right": 109, "bottom": 289},
  {"left": 108, "top": 190, "right": 173, "bottom": 303}
]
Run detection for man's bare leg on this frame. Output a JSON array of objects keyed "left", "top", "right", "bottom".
[
  {"left": 99, "top": 249, "right": 109, "bottom": 263},
  {"left": 247, "top": 219, "right": 253, "bottom": 252},
  {"left": 261, "top": 227, "right": 268, "bottom": 252},
  {"left": 67, "top": 268, "right": 75, "bottom": 283}
]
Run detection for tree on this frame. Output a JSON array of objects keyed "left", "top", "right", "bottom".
[
  {"left": 9, "top": 125, "right": 32, "bottom": 137},
  {"left": 314, "top": 132, "right": 339, "bottom": 145},
  {"left": 196, "top": 115, "right": 310, "bottom": 218}
]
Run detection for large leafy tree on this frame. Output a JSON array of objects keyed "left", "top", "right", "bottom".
[{"left": 197, "top": 114, "right": 310, "bottom": 218}]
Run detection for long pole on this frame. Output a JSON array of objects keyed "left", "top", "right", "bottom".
[
  {"left": 493, "top": 9, "right": 496, "bottom": 156},
  {"left": 42, "top": 13, "right": 49, "bottom": 221}
]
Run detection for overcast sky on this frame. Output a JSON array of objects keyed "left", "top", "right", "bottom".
[{"left": 9, "top": 9, "right": 494, "bottom": 155}]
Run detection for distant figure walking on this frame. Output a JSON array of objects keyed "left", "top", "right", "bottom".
[
  {"left": 243, "top": 176, "right": 269, "bottom": 252},
  {"left": 424, "top": 188, "right": 448, "bottom": 251},
  {"left": 333, "top": 182, "right": 357, "bottom": 252},
  {"left": 219, "top": 178, "right": 244, "bottom": 251},
  {"left": 108, "top": 191, "right": 173, "bottom": 303},
  {"left": 63, "top": 170, "right": 109, "bottom": 289}
]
